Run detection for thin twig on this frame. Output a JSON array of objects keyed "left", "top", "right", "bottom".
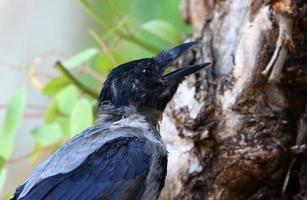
[
  {"left": 106, "top": 0, "right": 132, "bottom": 34},
  {"left": 78, "top": 0, "right": 160, "bottom": 53},
  {"left": 79, "top": 66, "right": 105, "bottom": 81},
  {"left": 0, "top": 104, "right": 46, "bottom": 110},
  {"left": 5, "top": 141, "right": 65, "bottom": 165},
  {"left": 55, "top": 61, "right": 99, "bottom": 99},
  {"left": 0, "top": 61, "right": 54, "bottom": 79},
  {"left": 23, "top": 112, "right": 45, "bottom": 118},
  {"left": 89, "top": 29, "right": 118, "bottom": 66}
]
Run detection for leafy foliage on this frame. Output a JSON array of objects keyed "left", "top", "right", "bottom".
[
  {"left": 0, "top": 0, "right": 190, "bottom": 197},
  {"left": 69, "top": 99, "right": 94, "bottom": 137},
  {"left": 63, "top": 48, "right": 99, "bottom": 69},
  {"left": 0, "top": 89, "right": 26, "bottom": 195},
  {"left": 0, "top": 88, "right": 26, "bottom": 159}
]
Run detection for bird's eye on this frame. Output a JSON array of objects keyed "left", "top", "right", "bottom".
[{"left": 142, "top": 68, "right": 153, "bottom": 74}]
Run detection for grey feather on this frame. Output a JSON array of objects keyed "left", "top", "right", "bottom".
[{"left": 19, "top": 113, "right": 167, "bottom": 199}]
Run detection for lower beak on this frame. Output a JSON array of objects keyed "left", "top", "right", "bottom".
[
  {"left": 164, "top": 63, "right": 211, "bottom": 83},
  {"left": 158, "top": 62, "right": 210, "bottom": 110}
]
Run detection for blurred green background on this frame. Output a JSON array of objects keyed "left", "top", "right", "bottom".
[{"left": 0, "top": 0, "right": 190, "bottom": 198}]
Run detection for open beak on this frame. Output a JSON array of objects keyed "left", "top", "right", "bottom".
[
  {"left": 154, "top": 41, "right": 201, "bottom": 69},
  {"left": 158, "top": 62, "right": 210, "bottom": 109},
  {"left": 155, "top": 41, "right": 210, "bottom": 109},
  {"left": 164, "top": 63, "right": 210, "bottom": 83}
]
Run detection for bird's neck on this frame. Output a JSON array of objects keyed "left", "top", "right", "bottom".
[{"left": 97, "top": 104, "right": 161, "bottom": 127}]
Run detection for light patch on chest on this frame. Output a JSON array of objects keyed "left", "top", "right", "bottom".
[{"left": 113, "top": 114, "right": 162, "bottom": 144}]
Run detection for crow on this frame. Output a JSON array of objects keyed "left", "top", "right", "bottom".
[{"left": 12, "top": 41, "right": 209, "bottom": 200}]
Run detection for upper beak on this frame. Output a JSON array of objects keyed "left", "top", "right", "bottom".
[{"left": 155, "top": 41, "right": 201, "bottom": 69}]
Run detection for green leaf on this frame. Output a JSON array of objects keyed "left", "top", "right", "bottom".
[
  {"left": 55, "top": 85, "right": 79, "bottom": 114},
  {"left": 78, "top": 73, "right": 101, "bottom": 93},
  {"left": 70, "top": 99, "right": 93, "bottom": 137},
  {"left": 32, "top": 123, "right": 63, "bottom": 146},
  {"left": 130, "top": 0, "right": 161, "bottom": 25},
  {"left": 0, "top": 88, "right": 26, "bottom": 159},
  {"left": 95, "top": 53, "right": 114, "bottom": 75},
  {"left": 95, "top": 52, "right": 128, "bottom": 75},
  {"left": 55, "top": 116, "right": 70, "bottom": 137},
  {"left": 0, "top": 168, "right": 7, "bottom": 194},
  {"left": 3, "top": 193, "right": 14, "bottom": 200},
  {"left": 0, "top": 156, "right": 4, "bottom": 170},
  {"left": 63, "top": 47, "right": 99, "bottom": 69},
  {"left": 0, "top": 155, "right": 4, "bottom": 192},
  {"left": 45, "top": 102, "right": 71, "bottom": 136},
  {"left": 142, "top": 19, "right": 182, "bottom": 44},
  {"left": 30, "top": 145, "right": 42, "bottom": 164},
  {"left": 43, "top": 76, "right": 69, "bottom": 96},
  {"left": 44, "top": 101, "right": 59, "bottom": 123},
  {"left": 3, "top": 193, "right": 13, "bottom": 200}
]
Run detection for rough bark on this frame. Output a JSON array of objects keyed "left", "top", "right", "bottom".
[{"left": 160, "top": 0, "right": 307, "bottom": 199}]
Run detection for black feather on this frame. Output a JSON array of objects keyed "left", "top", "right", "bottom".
[
  {"left": 11, "top": 184, "right": 25, "bottom": 200},
  {"left": 18, "top": 137, "right": 152, "bottom": 200},
  {"left": 158, "top": 155, "right": 168, "bottom": 192},
  {"left": 97, "top": 41, "right": 202, "bottom": 111},
  {"left": 154, "top": 41, "right": 200, "bottom": 68},
  {"left": 98, "top": 58, "right": 149, "bottom": 107}
]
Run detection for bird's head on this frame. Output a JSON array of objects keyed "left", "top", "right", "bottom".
[{"left": 98, "top": 41, "right": 210, "bottom": 123}]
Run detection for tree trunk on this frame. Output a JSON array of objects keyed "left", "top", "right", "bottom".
[{"left": 160, "top": 1, "right": 307, "bottom": 199}]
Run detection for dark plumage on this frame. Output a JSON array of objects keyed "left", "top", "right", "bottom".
[
  {"left": 18, "top": 137, "right": 151, "bottom": 200},
  {"left": 12, "top": 41, "right": 209, "bottom": 200}
]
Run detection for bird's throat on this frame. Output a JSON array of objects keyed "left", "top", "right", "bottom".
[{"left": 97, "top": 104, "right": 161, "bottom": 127}]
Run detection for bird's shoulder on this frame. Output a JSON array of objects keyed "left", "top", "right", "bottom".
[
  {"left": 16, "top": 136, "right": 155, "bottom": 200},
  {"left": 18, "top": 123, "right": 159, "bottom": 199}
]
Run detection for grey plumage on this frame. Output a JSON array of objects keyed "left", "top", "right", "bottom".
[
  {"left": 17, "top": 110, "right": 166, "bottom": 200},
  {"left": 12, "top": 41, "right": 209, "bottom": 200}
]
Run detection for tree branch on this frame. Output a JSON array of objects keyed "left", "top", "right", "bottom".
[
  {"left": 78, "top": 0, "right": 161, "bottom": 53},
  {"left": 54, "top": 61, "right": 99, "bottom": 99}
]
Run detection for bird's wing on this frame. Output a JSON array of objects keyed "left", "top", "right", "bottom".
[{"left": 16, "top": 137, "right": 152, "bottom": 200}]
